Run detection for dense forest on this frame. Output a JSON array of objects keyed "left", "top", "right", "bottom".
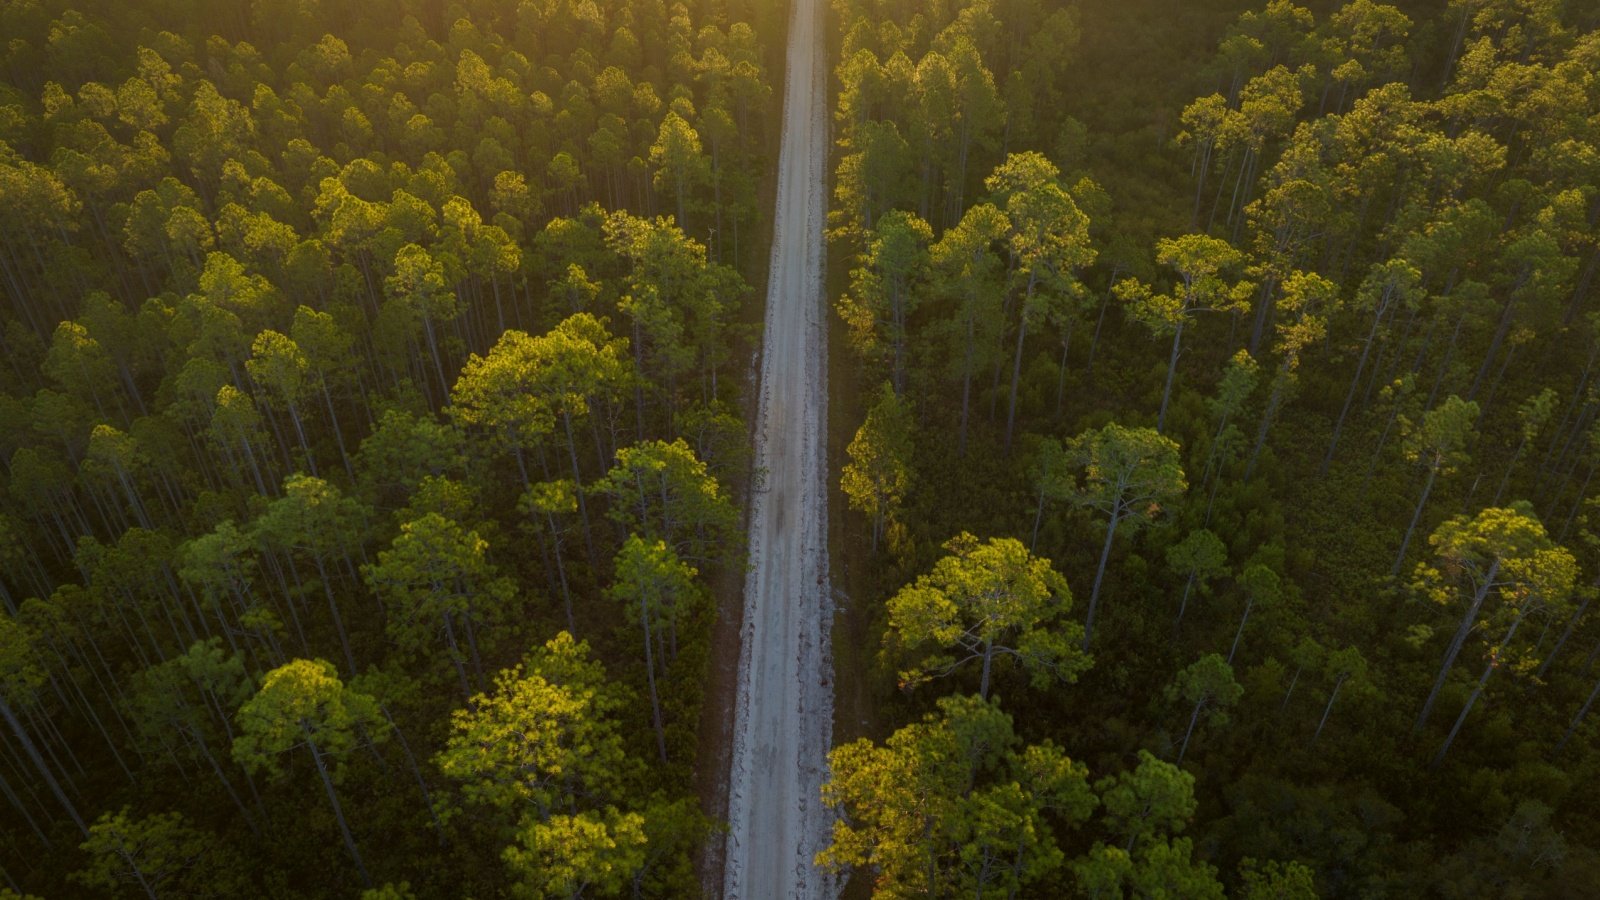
[
  {"left": 2, "top": 0, "right": 1600, "bottom": 896},
  {"left": 0, "top": 0, "right": 776, "bottom": 894},
  {"left": 825, "top": 0, "right": 1600, "bottom": 895}
]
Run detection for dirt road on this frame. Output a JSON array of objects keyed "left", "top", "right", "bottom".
[{"left": 719, "top": 0, "right": 834, "bottom": 893}]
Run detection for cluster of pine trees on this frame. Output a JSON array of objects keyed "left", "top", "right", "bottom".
[
  {"left": 830, "top": 0, "right": 1600, "bottom": 895},
  {"left": 0, "top": 0, "right": 777, "bottom": 894}
]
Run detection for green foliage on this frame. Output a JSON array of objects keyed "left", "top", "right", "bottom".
[
  {"left": 1096, "top": 751, "right": 1198, "bottom": 851},
  {"left": 362, "top": 512, "right": 515, "bottom": 696},
  {"left": 842, "top": 382, "right": 915, "bottom": 552},
  {"left": 232, "top": 658, "right": 386, "bottom": 779},
  {"left": 502, "top": 808, "right": 648, "bottom": 899},
  {"left": 1069, "top": 423, "right": 1187, "bottom": 645},
  {"left": 819, "top": 694, "right": 1095, "bottom": 896},
  {"left": 434, "top": 632, "right": 632, "bottom": 819},
  {"left": 885, "top": 532, "right": 1088, "bottom": 697},
  {"left": 1166, "top": 653, "right": 1244, "bottom": 763},
  {"left": 1073, "top": 837, "right": 1226, "bottom": 899},
  {"left": 1070, "top": 424, "right": 1188, "bottom": 526},
  {"left": 1238, "top": 857, "right": 1318, "bottom": 898},
  {"left": 1400, "top": 396, "right": 1479, "bottom": 476},
  {"left": 592, "top": 438, "right": 737, "bottom": 565},
  {"left": 74, "top": 807, "right": 225, "bottom": 897}
]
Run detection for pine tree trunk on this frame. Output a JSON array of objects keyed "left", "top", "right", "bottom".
[
  {"left": 308, "top": 737, "right": 370, "bottom": 886},
  {"left": 192, "top": 728, "right": 257, "bottom": 833},
  {"left": 322, "top": 383, "right": 356, "bottom": 482},
  {"left": 1312, "top": 676, "right": 1347, "bottom": 744},
  {"left": 0, "top": 695, "right": 85, "bottom": 836},
  {"left": 959, "top": 311, "right": 975, "bottom": 455},
  {"left": 1228, "top": 596, "right": 1254, "bottom": 664},
  {"left": 288, "top": 402, "right": 317, "bottom": 476},
  {"left": 1323, "top": 307, "right": 1385, "bottom": 472},
  {"left": 1392, "top": 464, "right": 1439, "bottom": 579},
  {"left": 378, "top": 703, "right": 446, "bottom": 844},
  {"left": 1004, "top": 311, "right": 1029, "bottom": 453},
  {"left": 1083, "top": 505, "right": 1122, "bottom": 649},
  {"left": 1281, "top": 664, "right": 1302, "bottom": 711},
  {"left": 1416, "top": 558, "right": 1500, "bottom": 733},
  {"left": 439, "top": 612, "right": 473, "bottom": 702},
  {"left": 546, "top": 512, "right": 575, "bottom": 633},
  {"left": 1175, "top": 571, "right": 1197, "bottom": 627},
  {"left": 0, "top": 762, "right": 50, "bottom": 846},
  {"left": 422, "top": 316, "right": 450, "bottom": 406},
  {"left": 1030, "top": 487, "right": 1047, "bottom": 553},
  {"left": 1157, "top": 319, "right": 1184, "bottom": 433},
  {"left": 1248, "top": 274, "right": 1277, "bottom": 358},
  {"left": 1433, "top": 610, "right": 1526, "bottom": 768},
  {"left": 1243, "top": 374, "right": 1286, "bottom": 481},
  {"left": 1558, "top": 672, "right": 1600, "bottom": 750},
  {"left": 563, "top": 409, "right": 597, "bottom": 567},
  {"left": 315, "top": 556, "right": 357, "bottom": 676},
  {"left": 980, "top": 638, "right": 994, "bottom": 700},
  {"left": 640, "top": 593, "right": 669, "bottom": 764},
  {"left": 1537, "top": 593, "right": 1589, "bottom": 679},
  {"left": 1493, "top": 438, "right": 1529, "bottom": 507},
  {"left": 1178, "top": 697, "right": 1207, "bottom": 764}
]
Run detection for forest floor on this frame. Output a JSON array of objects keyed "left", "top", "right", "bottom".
[{"left": 718, "top": 0, "right": 837, "bottom": 892}]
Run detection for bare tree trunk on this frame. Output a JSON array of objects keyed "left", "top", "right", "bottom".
[
  {"left": 1416, "top": 558, "right": 1499, "bottom": 734},
  {"left": 1004, "top": 312, "right": 1029, "bottom": 453},
  {"left": 1178, "top": 697, "right": 1207, "bottom": 764},
  {"left": 1228, "top": 596, "right": 1254, "bottom": 665},
  {"left": 979, "top": 639, "right": 994, "bottom": 700},
  {"left": 377, "top": 703, "right": 446, "bottom": 844},
  {"left": 0, "top": 696, "right": 85, "bottom": 836},
  {"left": 1392, "top": 465, "right": 1439, "bottom": 579},
  {"left": 309, "top": 737, "right": 371, "bottom": 886},
  {"left": 640, "top": 595, "right": 669, "bottom": 764},
  {"left": 0, "top": 762, "right": 50, "bottom": 846},
  {"left": 1433, "top": 610, "right": 1526, "bottom": 768},
  {"left": 959, "top": 311, "right": 976, "bottom": 455},
  {"left": 1536, "top": 593, "right": 1589, "bottom": 679},
  {"left": 563, "top": 410, "right": 597, "bottom": 567},
  {"left": 1157, "top": 319, "right": 1184, "bottom": 433},
  {"left": 1311, "top": 676, "right": 1347, "bottom": 744},
  {"left": 1083, "top": 506, "right": 1122, "bottom": 649},
  {"left": 315, "top": 556, "right": 357, "bottom": 676},
  {"left": 1175, "top": 571, "right": 1198, "bottom": 627},
  {"left": 546, "top": 512, "right": 575, "bottom": 633},
  {"left": 1323, "top": 306, "right": 1386, "bottom": 472},
  {"left": 1558, "top": 672, "right": 1600, "bottom": 751},
  {"left": 1030, "top": 487, "right": 1047, "bottom": 552}
]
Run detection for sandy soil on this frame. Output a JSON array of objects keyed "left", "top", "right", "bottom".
[{"left": 718, "top": 0, "right": 836, "bottom": 893}]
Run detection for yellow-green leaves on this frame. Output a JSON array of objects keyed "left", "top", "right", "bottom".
[
  {"left": 232, "top": 658, "right": 385, "bottom": 778},
  {"left": 885, "top": 532, "right": 1087, "bottom": 698},
  {"left": 1417, "top": 504, "right": 1577, "bottom": 618},
  {"left": 503, "top": 808, "right": 647, "bottom": 900},
  {"left": 593, "top": 438, "right": 736, "bottom": 565},
  {"left": 842, "top": 382, "right": 913, "bottom": 553},
  {"left": 1071, "top": 424, "right": 1188, "bottom": 523},
  {"left": 1119, "top": 234, "right": 1250, "bottom": 339},
  {"left": 434, "top": 632, "right": 630, "bottom": 818},
  {"left": 1401, "top": 395, "right": 1479, "bottom": 475},
  {"left": 819, "top": 694, "right": 1093, "bottom": 897}
]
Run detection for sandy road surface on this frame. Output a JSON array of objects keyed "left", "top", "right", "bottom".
[{"left": 719, "top": 0, "right": 834, "bottom": 894}]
